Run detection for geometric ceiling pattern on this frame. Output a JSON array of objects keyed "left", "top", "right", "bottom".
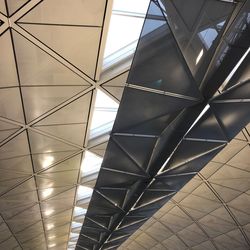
[
  {"left": 76, "top": 0, "right": 250, "bottom": 249},
  {"left": 0, "top": 1, "right": 249, "bottom": 250},
  {"left": 0, "top": 1, "right": 130, "bottom": 249},
  {"left": 119, "top": 126, "right": 250, "bottom": 250}
]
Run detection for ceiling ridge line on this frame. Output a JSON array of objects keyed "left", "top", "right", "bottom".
[
  {"left": 0, "top": 117, "right": 25, "bottom": 127},
  {"left": 111, "top": 136, "right": 150, "bottom": 177},
  {"left": 0, "top": 213, "right": 23, "bottom": 249},
  {"left": 157, "top": 143, "right": 226, "bottom": 175},
  {"left": 16, "top": 21, "right": 102, "bottom": 28},
  {"left": 27, "top": 87, "right": 94, "bottom": 127},
  {"left": 95, "top": 190, "right": 125, "bottom": 212},
  {"left": 33, "top": 150, "right": 83, "bottom": 175},
  {"left": 132, "top": 192, "right": 176, "bottom": 211},
  {"left": 5, "top": 193, "right": 76, "bottom": 222},
  {"left": 0, "top": 127, "right": 26, "bottom": 147},
  {"left": 28, "top": 127, "right": 84, "bottom": 150},
  {"left": 101, "top": 167, "right": 149, "bottom": 179},
  {"left": 25, "top": 126, "right": 49, "bottom": 250},
  {"left": 152, "top": 215, "right": 190, "bottom": 249},
  {"left": 126, "top": 83, "right": 201, "bottom": 101},
  {"left": 11, "top": 21, "right": 96, "bottom": 84}
]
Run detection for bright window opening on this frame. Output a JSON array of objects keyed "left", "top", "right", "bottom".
[
  {"left": 73, "top": 206, "right": 87, "bottom": 217},
  {"left": 80, "top": 150, "right": 103, "bottom": 176},
  {"left": 76, "top": 186, "right": 93, "bottom": 200},
  {"left": 103, "top": 0, "right": 150, "bottom": 70},
  {"left": 90, "top": 90, "right": 118, "bottom": 139}
]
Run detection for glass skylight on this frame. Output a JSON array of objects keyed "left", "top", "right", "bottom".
[
  {"left": 90, "top": 90, "right": 118, "bottom": 139},
  {"left": 73, "top": 206, "right": 87, "bottom": 217},
  {"left": 76, "top": 186, "right": 93, "bottom": 200},
  {"left": 103, "top": 0, "right": 150, "bottom": 69},
  {"left": 68, "top": 2, "right": 150, "bottom": 249},
  {"left": 80, "top": 150, "right": 103, "bottom": 176}
]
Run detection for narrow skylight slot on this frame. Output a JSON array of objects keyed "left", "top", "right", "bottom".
[
  {"left": 103, "top": 0, "right": 150, "bottom": 69},
  {"left": 80, "top": 151, "right": 103, "bottom": 176},
  {"left": 76, "top": 186, "right": 93, "bottom": 200},
  {"left": 73, "top": 206, "right": 87, "bottom": 217},
  {"left": 90, "top": 90, "right": 118, "bottom": 139},
  {"left": 71, "top": 221, "right": 82, "bottom": 229}
]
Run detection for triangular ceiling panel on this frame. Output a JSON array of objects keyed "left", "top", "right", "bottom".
[
  {"left": 34, "top": 124, "right": 87, "bottom": 146},
  {"left": 28, "top": 129, "right": 79, "bottom": 154},
  {"left": 0, "top": 174, "right": 30, "bottom": 194},
  {"left": 37, "top": 154, "right": 81, "bottom": 187},
  {"left": 0, "top": 30, "right": 18, "bottom": 87},
  {"left": 0, "top": 132, "right": 29, "bottom": 160},
  {"left": 21, "top": 86, "right": 87, "bottom": 123},
  {"left": 38, "top": 186, "right": 76, "bottom": 201},
  {"left": 35, "top": 91, "right": 92, "bottom": 125},
  {"left": 18, "top": 0, "right": 106, "bottom": 26},
  {"left": 12, "top": 30, "right": 91, "bottom": 86},
  {"left": 113, "top": 87, "right": 198, "bottom": 132},
  {"left": 97, "top": 188, "right": 128, "bottom": 209},
  {"left": 101, "top": 71, "right": 128, "bottom": 101},
  {"left": 211, "top": 102, "right": 250, "bottom": 140},
  {"left": 186, "top": 108, "right": 228, "bottom": 141},
  {"left": 40, "top": 153, "right": 81, "bottom": 173},
  {"left": 0, "top": 118, "right": 22, "bottom": 143},
  {"left": 0, "top": 88, "right": 25, "bottom": 123},
  {"left": 102, "top": 139, "right": 148, "bottom": 177},
  {"left": 19, "top": 23, "right": 101, "bottom": 78},
  {"left": 6, "top": 0, "right": 29, "bottom": 16},
  {"left": 0, "top": 155, "right": 33, "bottom": 173},
  {"left": 113, "top": 135, "right": 157, "bottom": 171},
  {"left": 89, "top": 141, "right": 108, "bottom": 158},
  {"left": 123, "top": 112, "right": 179, "bottom": 136},
  {"left": 32, "top": 150, "right": 80, "bottom": 173},
  {"left": 0, "top": 0, "right": 6, "bottom": 15},
  {"left": 102, "top": 86, "right": 125, "bottom": 101},
  {"left": 0, "top": 119, "right": 20, "bottom": 130},
  {"left": 0, "top": 178, "right": 38, "bottom": 213},
  {"left": 164, "top": 139, "right": 226, "bottom": 171},
  {"left": 0, "top": 128, "right": 20, "bottom": 143}
]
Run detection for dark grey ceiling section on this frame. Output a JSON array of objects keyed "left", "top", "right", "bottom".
[{"left": 77, "top": 0, "right": 250, "bottom": 249}]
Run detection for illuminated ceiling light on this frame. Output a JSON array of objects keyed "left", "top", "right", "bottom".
[
  {"left": 41, "top": 187, "right": 54, "bottom": 199},
  {"left": 80, "top": 151, "right": 103, "bottom": 176},
  {"left": 44, "top": 209, "right": 54, "bottom": 217},
  {"left": 77, "top": 186, "right": 93, "bottom": 200},
  {"left": 48, "top": 243, "right": 56, "bottom": 248},
  {"left": 42, "top": 155, "right": 54, "bottom": 168},
  {"left": 196, "top": 49, "right": 204, "bottom": 65},
  {"left": 47, "top": 223, "right": 54, "bottom": 230},
  {"left": 48, "top": 235, "right": 56, "bottom": 240}
]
